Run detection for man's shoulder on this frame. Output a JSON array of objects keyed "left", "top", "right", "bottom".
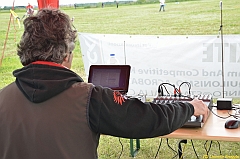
[
  {"left": 0, "top": 82, "right": 17, "bottom": 95},
  {"left": 72, "top": 82, "right": 94, "bottom": 91}
]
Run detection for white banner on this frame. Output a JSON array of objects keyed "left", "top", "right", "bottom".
[{"left": 78, "top": 33, "right": 240, "bottom": 98}]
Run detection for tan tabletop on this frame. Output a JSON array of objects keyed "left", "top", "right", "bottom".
[{"left": 161, "top": 109, "right": 240, "bottom": 142}]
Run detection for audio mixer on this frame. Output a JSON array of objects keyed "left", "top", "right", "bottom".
[{"left": 152, "top": 94, "right": 213, "bottom": 128}]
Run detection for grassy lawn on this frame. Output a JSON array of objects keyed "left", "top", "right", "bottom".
[{"left": 0, "top": 0, "right": 240, "bottom": 158}]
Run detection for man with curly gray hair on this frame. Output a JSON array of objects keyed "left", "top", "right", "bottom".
[
  {"left": 17, "top": 9, "right": 76, "bottom": 66},
  {"left": 0, "top": 8, "right": 208, "bottom": 159}
]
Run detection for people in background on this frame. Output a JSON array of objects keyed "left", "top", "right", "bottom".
[
  {"left": 0, "top": 8, "right": 209, "bottom": 159},
  {"left": 22, "top": 2, "right": 34, "bottom": 19},
  {"left": 159, "top": 0, "right": 166, "bottom": 12},
  {"left": 26, "top": 3, "right": 34, "bottom": 14}
]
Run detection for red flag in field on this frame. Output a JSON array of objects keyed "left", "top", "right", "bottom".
[{"left": 37, "top": 0, "right": 59, "bottom": 9}]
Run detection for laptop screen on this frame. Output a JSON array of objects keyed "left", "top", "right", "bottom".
[{"left": 88, "top": 65, "right": 131, "bottom": 93}]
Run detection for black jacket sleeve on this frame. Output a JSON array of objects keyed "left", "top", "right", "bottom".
[{"left": 88, "top": 85, "right": 194, "bottom": 139}]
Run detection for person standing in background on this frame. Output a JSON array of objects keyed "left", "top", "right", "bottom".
[
  {"left": 22, "top": 3, "right": 34, "bottom": 19},
  {"left": 26, "top": 3, "right": 34, "bottom": 14},
  {"left": 159, "top": 0, "right": 165, "bottom": 12}
]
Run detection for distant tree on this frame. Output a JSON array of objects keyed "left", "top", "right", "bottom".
[{"left": 137, "top": 0, "right": 146, "bottom": 3}]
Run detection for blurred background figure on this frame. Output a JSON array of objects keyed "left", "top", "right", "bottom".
[
  {"left": 159, "top": 0, "right": 165, "bottom": 12},
  {"left": 22, "top": 3, "right": 34, "bottom": 19},
  {"left": 26, "top": 3, "right": 34, "bottom": 14}
]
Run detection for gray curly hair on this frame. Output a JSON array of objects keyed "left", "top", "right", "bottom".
[{"left": 17, "top": 8, "right": 77, "bottom": 66}]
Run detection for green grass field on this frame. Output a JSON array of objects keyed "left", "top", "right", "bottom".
[{"left": 0, "top": 0, "right": 240, "bottom": 158}]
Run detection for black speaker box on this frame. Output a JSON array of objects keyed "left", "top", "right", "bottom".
[{"left": 217, "top": 98, "right": 232, "bottom": 110}]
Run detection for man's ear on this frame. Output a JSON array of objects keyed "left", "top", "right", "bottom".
[
  {"left": 63, "top": 53, "right": 69, "bottom": 62},
  {"left": 62, "top": 52, "right": 73, "bottom": 69}
]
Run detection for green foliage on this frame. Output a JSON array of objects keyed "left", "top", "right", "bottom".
[
  {"left": 0, "top": 0, "right": 240, "bottom": 158},
  {"left": 137, "top": 0, "right": 147, "bottom": 4}
]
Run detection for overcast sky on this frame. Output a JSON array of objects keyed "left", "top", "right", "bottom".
[{"left": 0, "top": 0, "right": 118, "bottom": 7}]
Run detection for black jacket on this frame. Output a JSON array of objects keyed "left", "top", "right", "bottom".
[
  {"left": 0, "top": 62, "right": 194, "bottom": 158},
  {"left": 13, "top": 62, "right": 194, "bottom": 138}
]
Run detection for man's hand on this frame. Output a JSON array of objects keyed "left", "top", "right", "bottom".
[{"left": 189, "top": 98, "right": 209, "bottom": 123}]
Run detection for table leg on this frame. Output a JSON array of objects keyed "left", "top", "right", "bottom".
[{"left": 130, "top": 139, "right": 140, "bottom": 157}]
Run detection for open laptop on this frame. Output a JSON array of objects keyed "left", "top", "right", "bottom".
[{"left": 88, "top": 65, "right": 131, "bottom": 95}]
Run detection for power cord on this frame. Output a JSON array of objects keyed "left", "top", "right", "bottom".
[
  {"left": 178, "top": 82, "right": 191, "bottom": 97},
  {"left": 210, "top": 106, "right": 240, "bottom": 119},
  {"left": 216, "top": 141, "right": 222, "bottom": 155},
  {"left": 158, "top": 83, "right": 179, "bottom": 96},
  {"left": 157, "top": 82, "right": 193, "bottom": 98},
  {"left": 190, "top": 140, "right": 199, "bottom": 159},
  {"left": 204, "top": 140, "right": 212, "bottom": 157},
  {"left": 156, "top": 82, "right": 229, "bottom": 159},
  {"left": 178, "top": 139, "right": 187, "bottom": 159},
  {"left": 204, "top": 140, "right": 222, "bottom": 158},
  {"left": 118, "top": 138, "right": 123, "bottom": 159},
  {"left": 166, "top": 138, "right": 178, "bottom": 158},
  {"left": 154, "top": 138, "right": 163, "bottom": 159}
]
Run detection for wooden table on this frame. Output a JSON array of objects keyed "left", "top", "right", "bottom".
[
  {"left": 162, "top": 109, "right": 240, "bottom": 142},
  {"left": 130, "top": 109, "right": 240, "bottom": 157}
]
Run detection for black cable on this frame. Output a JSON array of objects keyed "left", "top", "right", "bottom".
[
  {"left": 118, "top": 138, "right": 123, "bottom": 159},
  {"left": 228, "top": 108, "right": 240, "bottom": 119},
  {"left": 166, "top": 138, "right": 178, "bottom": 157},
  {"left": 157, "top": 82, "right": 193, "bottom": 98},
  {"left": 216, "top": 141, "right": 222, "bottom": 155},
  {"left": 204, "top": 140, "right": 213, "bottom": 156},
  {"left": 190, "top": 140, "right": 199, "bottom": 159},
  {"left": 172, "top": 153, "right": 178, "bottom": 159},
  {"left": 231, "top": 105, "right": 240, "bottom": 116},
  {"left": 204, "top": 140, "right": 209, "bottom": 156},
  {"left": 209, "top": 107, "right": 230, "bottom": 119},
  {"left": 154, "top": 138, "right": 163, "bottom": 159},
  {"left": 158, "top": 84, "right": 164, "bottom": 96},
  {"left": 178, "top": 139, "right": 187, "bottom": 159},
  {"left": 157, "top": 83, "right": 176, "bottom": 96},
  {"left": 179, "top": 82, "right": 191, "bottom": 96},
  {"left": 210, "top": 106, "right": 239, "bottom": 119},
  {"left": 162, "top": 84, "right": 171, "bottom": 96},
  {"left": 203, "top": 140, "right": 222, "bottom": 158}
]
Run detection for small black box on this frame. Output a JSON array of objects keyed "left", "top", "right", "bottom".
[{"left": 217, "top": 98, "right": 232, "bottom": 110}]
